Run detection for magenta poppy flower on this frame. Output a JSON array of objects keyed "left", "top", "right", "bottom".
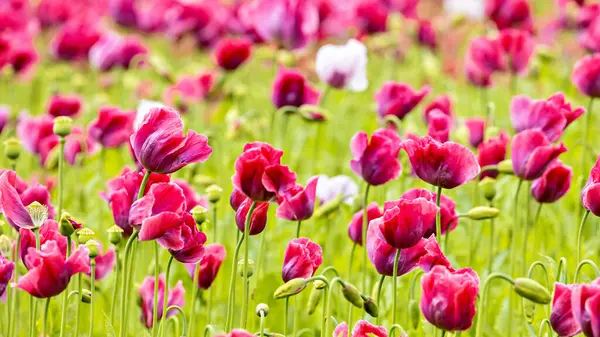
[
  {"left": 215, "top": 330, "right": 255, "bottom": 337},
  {"left": 348, "top": 202, "right": 383, "bottom": 246},
  {"left": 511, "top": 130, "right": 567, "bottom": 180},
  {"left": 185, "top": 243, "right": 226, "bottom": 290},
  {"left": 427, "top": 110, "right": 451, "bottom": 143},
  {"left": 402, "top": 136, "right": 481, "bottom": 189},
  {"left": 464, "top": 37, "right": 505, "bottom": 87},
  {"left": 401, "top": 188, "right": 459, "bottom": 237},
  {"left": 498, "top": 28, "right": 534, "bottom": 74},
  {"left": 550, "top": 283, "right": 581, "bottom": 337},
  {"left": 477, "top": 131, "right": 510, "bottom": 179},
  {"left": 354, "top": 0, "right": 388, "bottom": 36},
  {"left": 375, "top": 82, "right": 430, "bottom": 120},
  {"left": 580, "top": 17, "right": 600, "bottom": 52},
  {"left": 173, "top": 179, "right": 208, "bottom": 212},
  {"left": 131, "top": 106, "right": 212, "bottom": 174},
  {"left": 0, "top": 252, "right": 14, "bottom": 298},
  {"left": 138, "top": 273, "right": 185, "bottom": 328},
  {"left": 417, "top": 20, "right": 437, "bottom": 51},
  {"left": 549, "top": 92, "right": 586, "bottom": 127},
  {"left": 276, "top": 177, "right": 318, "bottom": 221},
  {"left": 88, "top": 106, "right": 135, "bottom": 148},
  {"left": 571, "top": 278, "right": 600, "bottom": 337},
  {"left": 373, "top": 197, "right": 439, "bottom": 249},
  {"left": 168, "top": 214, "right": 207, "bottom": 264},
  {"left": 572, "top": 53, "right": 600, "bottom": 98},
  {"left": 50, "top": 19, "right": 101, "bottom": 61},
  {"left": 367, "top": 224, "right": 453, "bottom": 277},
  {"left": 0, "top": 171, "right": 55, "bottom": 230},
  {"left": 577, "top": 3, "right": 600, "bottom": 29},
  {"left": 102, "top": 168, "right": 170, "bottom": 235},
  {"left": 421, "top": 266, "right": 479, "bottom": 331},
  {"left": 20, "top": 220, "right": 67, "bottom": 269},
  {"left": 382, "top": 0, "right": 419, "bottom": 18},
  {"left": 423, "top": 94, "right": 453, "bottom": 123},
  {"left": 235, "top": 199, "right": 269, "bottom": 235},
  {"left": 282, "top": 238, "right": 323, "bottom": 282},
  {"left": 232, "top": 142, "right": 297, "bottom": 202},
  {"left": 16, "top": 113, "right": 54, "bottom": 155},
  {"left": 485, "top": 0, "right": 534, "bottom": 32},
  {"left": 230, "top": 189, "right": 247, "bottom": 211},
  {"left": 18, "top": 240, "right": 90, "bottom": 298},
  {"left": 531, "top": 161, "right": 572, "bottom": 204},
  {"left": 582, "top": 155, "right": 600, "bottom": 216},
  {"left": 272, "top": 67, "right": 321, "bottom": 109},
  {"left": 214, "top": 37, "right": 252, "bottom": 71},
  {"left": 350, "top": 129, "right": 402, "bottom": 186},
  {"left": 465, "top": 118, "right": 485, "bottom": 148},
  {"left": 1, "top": 33, "right": 38, "bottom": 77},
  {"left": 47, "top": 94, "right": 83, "bottom": 118},
  {"left": 89, "top": 32, "right": 148, "bottom": 71},
  {"left": 333, "top": 320, "right": 390, "bottom": 337},
  {"left": 163, "top": 72, "right": 215, "bottom": 111},
  {"left": 87, "top": 243, "right": 116, "bottom": 281}
]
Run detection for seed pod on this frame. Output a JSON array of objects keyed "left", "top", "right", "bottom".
[
  {"left": 81, "top": 289, "right": 92, "bottom": 303},
  {"left": 479, "top": 177, "right": 496, "bottom": 201},
  {"left": 191, "top": 206, "right": 208, "bottom": 225},
  {"left": 206, "top": 185, "right": 223, "bottom": 203},
  {"left": 273, "top": 278, "right": 308, "bottom": 299},
  {"left": 513, "top": 278, "right": 552, "bottom": 305},
  {"left": 53, "top": 116, "right": 73, "bottom": 137},
  {"left": 59, "top": 212, "right": 78, "bottom": 237},
  {"left": 255, "top": 303, "right": 269, "bottom": 317},
  {"left": 77, "top": 228, "right": 95, "bottom": 245},
  {"left": 86, "top": 240, "right": 99, "bottom": 258},
  {"left": 313, "top": 280, "right": 326, "bottom": 290},
  {"left": 107, "top": 225, "right": 124, "bottom": 246},
  {"left": 238, "top": 259, "right": 254, "bottom": 278},
  {"left": 4, "top": 138, "right": 21, "bottom": 161},
  {"left": 342, "top": 282, "right": 363, "bottom": 309},
  {"left": 466, "top": 206, "right": 500, "bottom": 220},
  {"left": 306, "top": 286, "right": 322, "bottom": 315}
]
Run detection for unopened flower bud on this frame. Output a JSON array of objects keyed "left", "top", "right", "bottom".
[
  {"left": 4, "top": 138, "right": 21, "bottom": 161},
  {"left": 306, "top": 287, "right": 322, "bottom": 315},
  {"left": 59, "top": 212, "right": 79, "bottom": 237},
  {"left": 479, "top": 177, "right": 497, "bottom": 201},
  {"left": 53, "top": 116, "right": 73, "bottom": 137},
  {"left": 238, "top": 259, "right": 254, "bottom": 278},
  {"left": 523, "top": 298, "right": 535, "bottom": 324},
  {"left": 341, "top": 282, "right": 363, "bottom": 309},
  {"left": 497, "top": 160, "right": 514, "bottom": 175},
  {"left": 313, "top": 280, "right": 326, "bottom": 290},
  {"left": 86, "top": 240, "right": 99, "bottom": 258},
  {"left": 81, "top": 289, "right": 92, "bottom": 303},
  {"left": 107, "top": 225, "right": 123, "bottom": 246},
  {"left": 467, "top": 206, "right": 500, "bottom": 220},
  {"left": 191, "top": 206, "right": 208, "bottom": 225},
  {"left": 0, "top": 234, "right": 11, "bottom": 256},
  {"left": 409, "top": 299, "right": 420, "bottom": 330},
  {"left": 26, "top": 202, "right": 48, "bottom": 228},
  {"left": 206, "top": 184, "right": 223, "bottom": 203},
  {"left": 314, "top": 194, "right": 343, "bottom": 219},
  {"left": 77, "top": 228, "right": 95, "bottom": 245},
  {"left": 274, "top": 278, "right": 307, "bottom": 299},
  {"left": 256, "top": 303, "right": 269, "bottom": 317},
  {"left": 513, "top": 278, "right": 552, "bottom": 305},
  {"left": 363, "top": 296, "right": 378, "bottom": 317}
]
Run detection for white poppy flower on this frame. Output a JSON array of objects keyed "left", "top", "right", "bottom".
[
  {"left": 316, "top": 174, "right": 359, "bottom": 205},
  {"left": 315, "top": 39, "right": 368, "bottom": 92},
  {"left": 444, "top": 0, "right": 484, "bottom": 20}
]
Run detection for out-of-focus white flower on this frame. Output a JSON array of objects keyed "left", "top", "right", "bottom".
[
  {"left": 315, "top": 39, "right": 368, "bottom": 92},
  {"left": 444, "top": 0, "right": 484, "bottom": 20},
  {"left": 316, "top": 175, "right": 359, "bottom": 205},
  {"left": 135, "top": 100, "right": 168, "bottom": 130}
]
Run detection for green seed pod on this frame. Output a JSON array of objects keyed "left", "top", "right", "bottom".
[
  {"left": 523, "top": 299, "right": 535, "bottom": 324},
  {"left": 466, "top": 206, "right": 500, "bottom": 220},
  {"left": 206, "top": 184, "right": 223, "bottom": 203},
  {"left": 255, "top": 303, "right": 269, "bottom": 317},
  {"left": 513, "top": 278, "right": 552, "bottom": 305},
  {"left": 59, "top": 212, "right": 77, "bottom": 237},
  {"left": 85, "top": 240, "right": 99, "bottom": 258},
  {"left": 26, "top": 202, "right": 48, "bottom": 229},
  {"left": 479, "top": 177, "right": 497, "bottom": 202},
  {"left": 409, "top": 299, "right": 420, "bottom": 330},
  {"left": 4, "top": 138, "right": 21, "bottom": 161},
  {"left": 497, "top": 159, "right": 514, "bottom": 175},
  {"left": 273, "top": 278, "right": 307, "bottom": 299},
  {"left": 363, "top": 296, "right": 379, "bottom": 317},
  {"left": 107, "top": 225, "right": 124, "bottom": 246},
  {"left": 53, "top": 116, "right": 73, "bottom": 137},
  {"left": 77, "top": 228, "right": 95, "bottom": 245},
  {"left": 341, "top": 282, "right": 363, "bottom": 309},
  {"left": 0, "top": 234, "right": 11, "bottom": 256},
  {"left": 238, "top": 259, "right": 254, "bottom": 278},
  {"left": 191, "top": 205, "right": 208, "bottom": 225},
  {"left": 81, "top": 289, "right": 92, "bottom": 303},
  {"left": 306, "top": 286, "right": 322, "bottom": 315}
]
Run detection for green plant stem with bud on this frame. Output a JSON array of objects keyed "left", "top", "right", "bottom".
[
  {"left": 58, "top": 137, "right": 65, "bottom": 214},
  {"left": 159, "top": 256, "right": 175, "bottom": 337},
  {"left": 59, "top": 238, "right": 72, "bottom": 337},
  {"left": 165, "top": 306, "right": 187, "bottom": 337},
  {"left": 42, "top": 297, "right": 51, "bottom": 337},
  {"left": 362, "top": 184, "right": 371, "bottom": 293},
  {"left": 475, "top": 273, "right": 516, "bottom": 337},
  {"left": 375, "top": 275, "right": 385, "bottom": 325},
  {"left": 577, "top": 210, "right": 591, "bottom": 265},
  {"left": 89, "top": 258, "right": 96, "bottom": 337},
  {"left": 527, "top": 261, "right": 551, "bottom": 315},
  {"left": 284, "top": 297, "right": 290, "bottom": 336},
  {"left": 241, "top": 201, "right": 257, "bottom": 329},
  {"left": 152, "top": 242, "right": 160, "bottom": 337},
  {"left": 188, "top": 262, "right": 200, "bottom": 335}
]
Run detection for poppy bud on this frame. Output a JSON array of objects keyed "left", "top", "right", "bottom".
[
  {"left": 26, "top": 202, "right": 48, "bottom": 229},
  {"left": 86, "top": 240, "right": 99, "bottom": 258},
  {"left": 107, "top": 225, "right": 123, "bottom": 246},
  {"left": 0, "top": 234, "right": 11, "bottom": 256},
  {"left": 53, "top": 116, "right": 73, "bottom": 137},
  {"left": 238, "top": 259, "right": 254, "bottom": 278},
  {"left": 513, "top": 278, "right": 552, "bottom": 304},
  {"left": 81, "top": 289, "right": 92, "bottom": 303},
  {"left": 256, "top": 303, "right": 269, "bottom": 317},
  {"left": 466, "top": 206, "right": 500, "bottom": 220},
  {"left": 409, "top": 299, "right": 420, "bottom": 329},
  {"left": 306, "top": 287, "right": 322, "bottom": 315},
  {"left": 191, "top": 206, "right": 208, "bottom": 225},
  {"left": 4, "top": 138, "right": 21, "bottom": 161},
  {"left": 342, "top": 282, "right": 363, "bottom": 309},
  {"left": 523, "top": 299, "right": 535, "bottom": 324},
  {"left": 497, "top": 159, "right": 514, "bottom": 174},
  {"left": 59, "top": 212, "right": 77, "bottom": 237},
  {"left": 274, "top": 278, "right": 308, "bottom": 299},
  {"left": 77, "top": 228, "right": 95, "bottom": 245},
  {"left": 313, "top": 194, "right": 343, "bottom": 219},
  {"left": 363, "top": 296, "right": 379, "bottom": 317},
  {"left": 206, "top": 184, "right": 223, "bottom": 203},
  {"left": 314, "top": 280, "right": 327, "bottom": 290},
  {"left": 479, "top": 177, "right": 497, "bottom": 201}
]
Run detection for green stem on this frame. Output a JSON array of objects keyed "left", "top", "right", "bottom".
[
  {"left": 118, "top": 230, "right": 140, "bottom": 337},
  {"left": 8, "top": 231, "right": 21, "bottom": 337},
  {"left": 391, "top": 249, "right": 401, "bottom": 337},
  {"left": 75, "top": 273, "right": 82, "bottom": 336},
  {"left": 557, "top": 258, "right": 569, "bottom": 284},
  {"left": 325, "top": 278, "right": 345, "bottom": 337},
  {"left": 159, "top": 256, "right": 175, "bottom": 337},
  {"left": 522, "top": 203, "right": 543, "bottom": 273},
  {"left": 538, "top": 319, "right": 552, "bottom": 337},
  {"left": 165, "top": 306, "right": 188, "bottom": 337},
  {"left": 30, "top": 228, "right": 41, "bottom": 337},
  {"left": 293, "top": 297, "right": 299, "bottom": 337},
  {"left": 284, "top": 297, "right": 289, "bottom": 336},
  {"left": 389, "top": 324, "right": 408, "bottom": 337},
  {"left": 347, "top": 243, "right": 356, "bottom": 282},
  {"left": 527, "top": 261, "right": 551, "bottom": 315},
  {"left": 435, "top": 186, "right": 443, "bottom": 251},
  {"left": 475, "top": 273, "right": 516, "bottom": 337},
  {"left": 296, "top": 220, "right": 302, "bottom": 238},
  {"left": 508, "top": 179, "right": 523, "bottom": 336},
  {"left": 577, "top": 210, "right": 591, "bottom": 265},
  {"left": 259, "top": 311, "right": 266, "bottom": 337},
  {"left": 89, "top": 259, "right": 96, "bottom": 337},
  {"left": 226, "top": 234, "right": 246, "bottom": 331},
  {"left": 188, "top": 261, "right": 200, "bottom": 336},
  {"left": 241, "top": 201, "right": 258, "bottom": 329},
  {"left": 110, "top": 247, "right": 121, "bottom": 323},
  {"left": 59, "top": 237, "right": 72, "bottom": 337},
  {"left": 488, "top": 200, "right": 495, "bottom": 275},
  {"left": 362, "top": 184, "right": 371, "bottom": 293},
  {"left": 58, "top": 137, "right": 65, "bottom": 215},
  {"left": 574, "top": 259, "right": 600, "bottom": 283},
  {"left": 43, "top": 297, "right": 51, "bottom": 337},
  {"left": 375, "top": 275, "right": 385, "bottom": 325},
  {"left": 212, "top": 203, "right": 218, "bottom": 243},
  {"left": 152, "top": 242, "right": 160, "bottom": 336}
]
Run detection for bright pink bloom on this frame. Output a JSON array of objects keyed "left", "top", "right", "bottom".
[
  {"left": 485, "top": 0, "right": 534, "bottom": 32},
  {"left": 18, "top": 240, "right": 90, "bottom": 298},
  {"left": 214, "top": 37, "right": 252, "bottom": 71},
  {"left": 276, "top": 177, "right": 318, "bottom": 221},
  {"left": 465, "top": 118, "right": 485, "bottom": 148},
  {"left": 350, "top": 129, "right": 402, "bottom": 186},
  {"left": 550, "top": 283, "right": 581, "bottom": 337},
  {"left": 314, "top": 0, "right": 355, "bottom": 39},
  {"left": 131, "top": 106, "right": 211, "bottom": 174},
  {"left": 50, "top": 19, "right": 101, "bottom": 61},
  {"left": 348, "top": 202, "right": 382, "bottom": 246},
  {"left": 402, "top": 136, "right": 481, "bottom": 189},
  {"left": 577, "top": 3, "right": 600, "bottom": 29},
  {"left": 19, "top": 220, "right": 66, "bottom": 268},
  {"left": 185, "top": 243, "right": 226, "bottom": 290},
  {"left": 511, "top": 129, "right": 567, "bottom": 180},
  {"left": 354, "top": 0, "right": 388, "bottom": 36},
  {"left": 427, "top": 110, "right": 451, "bottom": 143},
  {"left": 138, "top": 273, "right": 185, "bottom": 328},
  {"left": 421, "top": 266, "right": 479, "bottom": 331},
  {"left": 572, "top": 53, "right": 600, "bottom": 98},
  {"left": 464, "top": 37, "right": 505, "bottom": 87},
  {"left": 215, "top": 330, "right": 255, "bottom": 337},
  {"left": 498, "top": 28, "right": 534, "bottom": 74},
  {"left": 477, "top": 132, "right": 510, "bottom": 179},
  {"left": 282, "top": 238, "right": 323, "bottom": 282},
  {"left": 417, "top": 20, "right": 437, "bottom": 51},
  {"left": 163, "top": 72, "right": 215, "bottom": 111},
  {"left": 173, "top": 179, "right": 208, "bottom": 212},
  {"left": 230, "top": 189, "right": 247, "bottom": 211},
  {"left": 89, "top": 32, "right": 148, "bottom": 71},
  {"left": 0, "top": 171, "right": 55, "bottom": 230},
  {"left": 169, "top": 214, "right": 207, "bottom": 264},
  {"left": 0, "top": 252, "right": 14, "bottom": 297},
  {"left": 88, "top": 106, "right": 135, "bottom": 148},
  {"left": 333, "top": 320, "right": 390, "bottom": 337},
  {"left": 16, "top": 113, "right": 54, "bottom": 155},
  {"left": 232, "top": 142, "right": 296, "bottom": 202},
  {"left": 583, "top": 155, "right": 600, "bottom": 216},
  {"left": 571, "top": 278, "right": 600, "bottom": 337},
  {"left": 47, "top": 94, "right": 83, "bottom": 118},
  {"left": 272, "top": 67, "right": 321, "bottom": 109},
  {"left": 580, "top": 17, "right": 600, "bottom": 52},
  {"left": 401, "top": 188, "right": 459, "bottom": 237},
  {"left": 382, "top": 0, "right": 419, "bottom": 18},
  {"left": 375, "top": 82, "right": 430, "bottom": 120},
  {"left": 235, "top": 199, "right": 269, "bottom": 235},
  {"left": 531, "top": 161, "right": 572, "bottom": 203},
  {"left": 423, "top": 95, "right": 453, "bottom": 123},
  {"left": 0, "top": 32, "right": 38, "bottom": 77}
]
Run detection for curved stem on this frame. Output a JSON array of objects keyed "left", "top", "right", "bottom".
[
  {"left": 435, "top": 186, "right": 443, "bottom": 252},
  {"left": 538, "top": 318, "right": 552, "bottom": 337},
  {"left": 110, "top": 247, "right": 121, "bottom": 323},
  {"left": 226, "top": 234, "right": 246, "bottom": 331},
  {"left": 152, "top": 242, "right": 160, "bottom": 336},
  {"left": 391, "top": 249, "right": 401, "bottom": 337},
  {"left": 189, "top": 262, "right": 200, "bottom": 335},
  {"left": 89, "top": 259, "right": 96, "bottom": 337},
  {"left": 165, "top": 305, "right": 188, "bottom": 337},
  {"left": 325, "top": 278, "right": 345, "bottom": 337},
  {"left": 362, "top": 184, "right": 371, "bottom": 293},
  {"left": 557, "top": 257, "right": 568, "bottom": 284},
  {"left": 389, "top": 324, "right": 408, "bottom": 337},
  {"left": 159, "top": 256, "right": 175, "bottom": 337},
  {"left": 118, "top": 229, "right": 140, "bottom": 337},
  {"left": 527, "top": 261, "right": 551, "bottom": 315},
  {"left": 43, "top": 297, "right": 51, "bottom": 337},
  {"left": 577, "top": 210, "right": 591, "bottom": 264},
  {"left": 574, "top": 259, "right": 600, "bottom": 283},
  {"left": 241, "top": 201, "right": 258, "bottom": 329},
  {"left": 475, "top": 273, "right": 516, "bottom": 337}
]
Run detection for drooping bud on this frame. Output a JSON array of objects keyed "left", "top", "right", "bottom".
[
  {"left": 256, "top": 303, "right": 269, "bottom": 317},
  {"left": 513, "top": 278, "right": 552, "bottom": 305},
  {"left": 363, "top": 296, "right": 379, "bottom": 317},
  {"left": 206, "top": 184, "right": 223, "bottom": 203},
  {"left": 238, "top": 259, "right": 254, "bottom": 278},
  {"left": 314, "top": 280, "right": 327, "bottom": 290},
  {"left": 191, "top": 205, "right": 208, "bottom": 225},
  {"left": 466, "top": 206, "right": 500, "bottom": 220},
  {"left": 497, "top": 160, "right": 514, "bottom": 175},
  {"left": 479, "top": 177, "right": 497, "bottom": 201},
  {"left": 53, "top": 116, "right": 73, "bottom": 137},
  {"left": 107, "top": 225, "right": 123, "bottom": 246},
  {"left": 313, "top": 194, "right": 344, "bottom": 219},
  {"left": 59, "top": 212, "right": 79, "bottom": 237},
  {"left": 306, "top": 286, "right": 322, "bottom": 315},
  {"left": 81, "top": 289, "right": 92, "bottom": 303},
  {"left": 0, "top": 234, "right": 11, "bottom": 256},
  {"left": 26, "top": 202, "right": 48, "bottom": 229},
  {"left": 273, "top": 278, "right": 308, "bottom": 299},
  {"left": 77, "top": 228, "right": 95, "bottom": 245},
  {"left": 341, "top": 282, "right": 363, "bottom": 309},
  {"left": 86, "top": 240, "right": 99, "bottom": 258},
  {"left": 409, "top": 299, "right": 420, "bottom": 330},
  {"left": 4, "top": 138, "right": 21, "bottom": 161}
]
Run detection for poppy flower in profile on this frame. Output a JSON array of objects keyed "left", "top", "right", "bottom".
[
  {"left": 162, "top": 73, "right": 215, "bottom": 112},
  {"left": 465, "top": 118, "right": 485, "bottom": 148},
  {"left": 272, "top": 67, "right": 321, "bottom": 109},
  {"left": 498, "top": 28, "right": 535, "bottom": 74},
  {"left": 350, "top": 129, "right": 402, "bottom": 186},
  {"left": 173, "top": 179, "right": 208, "bottom": 213},
  {"left": 485, "top": 0, "right": 534, "bottom": 32},
  {"left": 315, "top": 39, "right": 368, "bottom": 92},
  {"left": 582, "top": 155, "right": 600, "bottom": 216},
  {"left": 531, "top": 161, "right": 572, "bottom": 204},
  {"left": 0, "top": 171, "right": 55, "bottom": 230},
  {"left": 423, "top": 94, "right": 453, "bottom": 123},
  {"left": 579, "top": 16, "right": 600, "bottom": 53},
  {"left": 47, "top": 94, "right": 83, "bottom": 118},
  {"left": 0, "top": 252, "right": 14, "bottom": 297},
  {"left": 276, "top": 177, "right": 319, "bottom": 221},
  {"left": 89, "top": 32, "right": 148, "bottom": 71},
  {"left": 401, "top": 188, "right": 459, "bottom": 237},
  {"left": 235, "top": 198, "right": 269, "bottom": 235},
  {"left": 282, "top": 238, "right": 323, "bottom": 282},
  {"left": 572, "top": 53, "right": 600, "bottom": 98},
  {"left": 88, "top": 106, "right": 135, "bottom": 148},
  {"left": 354, "top": 0, "right": 388, "bottom": 36},
  {"left": 348, "top": 202, "right": 382, "bottom": 246},
  {"left": 571, "top": 278, "right": 600, "bottom": 337},
  {"left": 427, "top": 110, "right": 451, "bottom": 143},
  {"left": 19, "top": 220, "right": 67, "bottom": 269},
  {"left": 50, "top": 19, "right": 101, "bottom": 61},
  {"left": 464, "top": 37, "right": 505, "bottom": 88},
  {"left": 511, "top": 129, "right": 567, "bottom": 181},
  {"left": 550, "top": 283, "right": 581, "bottom": 337},
  {"left": 185, "top": 243, "right": 226, "bottom": 290},
  {"left": 402, "top": 136, "right": 481, "bottom": 189},
  {"left": 333, "top": 320, "right": 391, "bottom": 337},
  {"left": 477, "top": 131, "right": 510, "bottom": 179},
  {"left": 131, "top": 106, "right": 212, "bottom": 174},
  {"left": 138, "top": 273, "right": 185, "bottom": 328},
  {"left": 375, "top": 82, "right": 430, "bottom": 121},
  {"left": 16, "top": 113, "right": 55, "bottom": 155},
  {"left": 214, "top": 37, "right": 252, "bottom": 71},
  {"left": 417, "top": 20, "right": 437, "bottom": 51}
]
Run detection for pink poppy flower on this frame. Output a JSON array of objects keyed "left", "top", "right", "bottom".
[
  {"left": 0, "top": 252, "right": 14, "bottom": 298},
  {"left": 350, "top": 129, "right": 402, "bottom": 186},
  {"left": 531, "top": 161, "right": 572, "bottom": 204},
  {"left": 47, "top": 94, "right": 83, "bottom": 118},
  {"left": 375, "top": 82, "right": 430, "bottom": 121},
  {"left": 89, "top": 32, "right": 148, "bottom": 71},
  {"left": 16, "top": 113, "right": 54, "bottom": 155},
  {"left": 572, "top": 53, "right": 600, "bottom": 98},
  {"left": 382, "top": 0, "right": 418, "bottom": 19},
  {"left": 272, "top": 67, "right": 321, "bottom": 109},
  {"left": 550, "top": 283, "right": 581, "bottom": 337},
  {"left": 401, "top": 188, "right": 459, "bottom": 237},
  {"left": 417, "top": 19, "right": 437, "bottom": 51},
  {"left": 427, "top": 110, "right": 451, "bottom": 143},
  {"left": 465, "top": 118, "right": 486, "bottom": 148},
  {"left": 498, "top": 28, "right": 534, "bottom": 74},
  {"left": 138, "top": 273, "right": 185, "bottom": 328},
  {"left": 354, "top": 0, "right": 388, "bottom": 36},
  {"left": 185, "top": 243, "right": 226, "bottom": 290},
  {"left": 477, "top": 131, "right": 510, "bottom": 179},
  {"left": 214, "top": 37, "right": 252, "bottom": 71},
  {"left": 50, "top": 19, "right": 101, "bottom": 61},
  {"left": 215, "top": 330, "right": 255, "bottom": 337},
  {"left": 571, "top": 278, "right": 600, "bottom": 337},
  {"left": 348, "top": 202, "right": 383, "bottom": 246},
  {"left": 173, "top": 179, "right": 208, "bottom": 212},
  {"left": 88, "top": 106, "right": 135, "bottom": 148},
  {"left": 235, "top": 199, "right": 269, "bottom": 235},
  {"left": 168, "top": 214, "right": 207, "bottom": 264},
  {"left": 19, "top": 220, "right": 67, "bottom": 269},
  {"left": 485, "top": 0, "right": 534, "bottom": 32},
  {"left": 580, "top": 16, "right": 600, "bottom": 52},
  {"left": 0, "top": 171, "right": 55, "bottom": 230},
  {"left": 230, "top": 189, "right": 248, "bottom": 211},
  {"left": 423, "top": 94, "right": 453, "bottom": 123},
  {"left": 582, "top": 155, "right": 600, "bottom": 216},
  {"left": 464, "top": 37, "right": 505, "bottom": 87},
  {"left": 282, "top": 238, "right": 323, "bottom": 282},
  {"left": 163, "top": 72, "right": 215, "bottom": 112},
  {"left": 511, "top": 129, "right": 567, "bottom": 180},
  {"left": 333, "top": 320, "right": 390, "bottom": 337},
  {"left": 276, "top": 177, "right": 318, "bottom": 221}
]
